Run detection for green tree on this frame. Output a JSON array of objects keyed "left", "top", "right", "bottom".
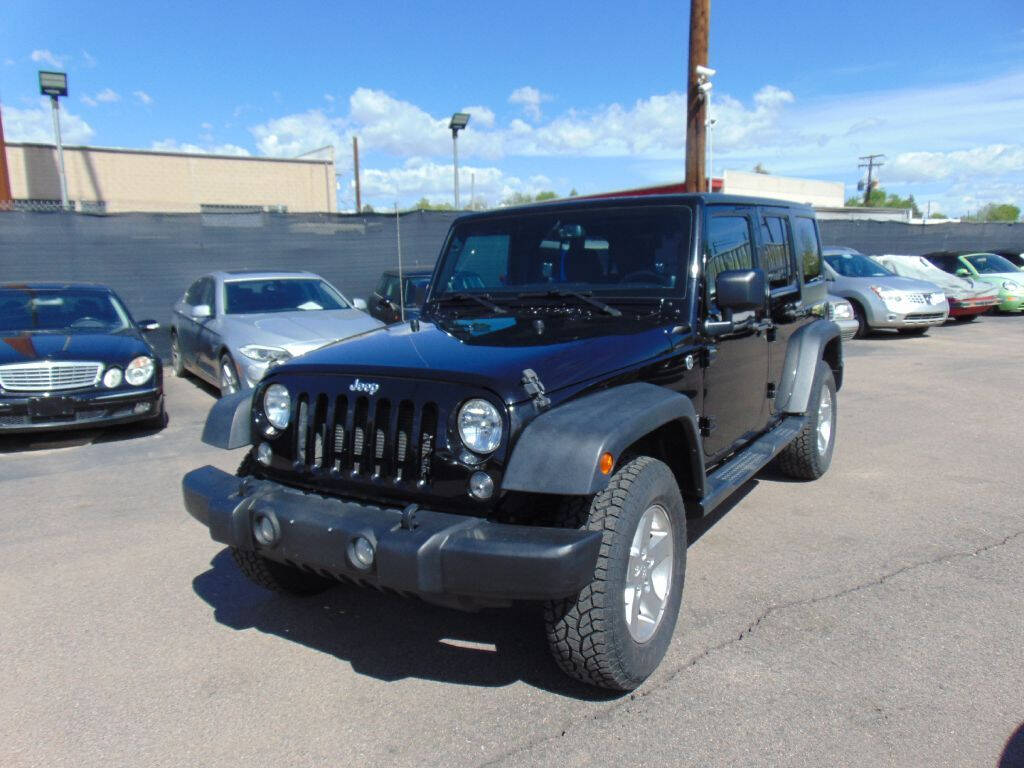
[
  {"left": 753, "top": 163, "right": 770, "bottom": 174},
  {"left": 534, "top": 190, "right": 558, "bottom": 201},
  {"left": 928, "top": 212, "right": 948, "bottom": 220},
  {"left": 569, "top": 188, "right": 578, "bottom": 197},
  {"left": 969, "top": 203, "right": 1021, "bottom": 222},
  {"left": 414, "top": 197, "right": 454, "bottom": 211},
  {"left": 845, "top": 187, "right": 921, "bottom": 217}
]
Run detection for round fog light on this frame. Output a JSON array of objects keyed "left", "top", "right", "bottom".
[
  {"left": 102, "top": 368, "right": 123, "bottom": 388},
  {"left": 257, "top": 442, "right": 273, "bottom": 466},
  {"left": 351, "top": 536, "right": 375, "bottom": 569},
  {"left": 252, "top": 510, "right": 280, "bottom": 547},
  {"left": 468, "top": 471, "right": 494, "bottom": 500}
]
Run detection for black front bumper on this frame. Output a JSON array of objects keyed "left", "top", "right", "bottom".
[
  {"left": 0, "top": 387, "right": 164, "bottom": 433},
  {"left": 183, "top": 465, "right": 602, "bottom": 608}
]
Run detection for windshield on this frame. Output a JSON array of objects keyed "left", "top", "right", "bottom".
[
  {"left": 0, "top": 288, "right": 132, "bottom": 334},
  {"left": 965, "top": 253, "right": 1018, "bottom": 274},
  {"left": 824, "top": 252, "right": 892, "bottom": 278},
  {"left": 224, "top": 278, "right": 349, "bottom": 315},
  {"left": 433, "top": 206, "right": 693, "bottom": 301}
]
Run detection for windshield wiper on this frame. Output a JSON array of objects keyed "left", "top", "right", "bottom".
[
  {"left": 434, "top": 292, "right": 507, "bottom": 314},
  {"left": 516, "top": 290, "right": 622, "bottom": 317}
]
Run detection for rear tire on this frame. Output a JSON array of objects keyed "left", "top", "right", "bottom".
[
  {"left": 231, "top": 451, "right": 334, "bottom": 595},
  {"left": 544, "top": 457, "right": 686, "bottom": 691},
  {"left": 776, "top": 361, "right": 837, "bottom": 480}
]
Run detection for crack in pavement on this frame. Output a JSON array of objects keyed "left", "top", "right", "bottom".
[{"left": 480, "top": 528, "right": 1024, "bottom": 768}]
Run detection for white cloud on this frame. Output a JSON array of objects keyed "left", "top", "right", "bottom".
[
  {"left": 460, "top": 105, "right": 495, "bottom": 128},
  {"left": 81, "top": 50, "right": 97, "bottom": 68},
  {"left": 150, "top": 139, "right": 251, "bottom": 157},
  {"left": 3, "top": 98, "right": 94, "bottom": 144},
  {"left": 887, "top": 145, "right": 1024, "bottom": 183},
  {"left": 250, "top": 109, "right": 346, "bottom": 157},
  {"left": 358, "top": 159, "right": 552, "bottom": 209},
  {"left": 509, "top": 86, "right": 551, "bottom": 121},
  {"left": 133, "top": 90, "right": 153, "bottom": 105},
  {"left": 30, "top": 49, "right": 64, "bottom": 68},
  {"left": 96, "top": 88, "right": 119, "bottom": 103},
  {"left": 323, "top": 93, "right": 335, "bottom": 103},
  {"left": 3, "top": 58, "right": 14, "bottom": 67}
]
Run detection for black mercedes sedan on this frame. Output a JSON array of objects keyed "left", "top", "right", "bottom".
[{"left": 0, "top": 283, "right": 166, "bottom": 433}]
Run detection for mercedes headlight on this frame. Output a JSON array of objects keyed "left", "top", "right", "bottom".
[
  {"left": 457, "top": 398, "right": 503, "bottom": 454},
  {"left": 125, "top": 356, "right": 154, "bottom": 386},
  {"left": 1002, "top": 280, "right": 1021, "bottom": 291},
  {"left": 263, "top": 384, "right": 291, "bottom": 430},
  {"left": 240, "top": 345, "right": 292, "bottom": 364}
]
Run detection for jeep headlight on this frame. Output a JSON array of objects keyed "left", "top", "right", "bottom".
[
  {"left": 458, "top": 398, "right": 503, "bottom": 454},
  {"left": 830, "top": 301, "right": 853, "bottom": 320},
  {"left": 263, "top": 384, "right": 291, "bottom": 430},
  {"left": 125, "top": 356, "right": 154, "bottom": 386}
]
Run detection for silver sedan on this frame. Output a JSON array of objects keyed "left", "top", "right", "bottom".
[{"left": 170, "top": 270, "right": 382, "bottom": 395}]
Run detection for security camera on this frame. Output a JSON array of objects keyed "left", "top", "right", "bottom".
[
  {"left": 695, "top": 65, "right": 716, "bottom": 78},
  {"left": 698, "top": 81, "right": 713, "bottom": 93}
]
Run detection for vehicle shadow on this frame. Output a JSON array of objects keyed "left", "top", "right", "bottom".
[
  {"left": 0, "top": 414, "right": 170, "bottom": 453},
  {"left": 1000, "top": 722, "right": 1024, "bottom": 768},
  {"left": 191, "top": 478, "right": 752, "bottom": 697},
  {"left": 192, "top": 549, "right": 624, "bottom": 700}
]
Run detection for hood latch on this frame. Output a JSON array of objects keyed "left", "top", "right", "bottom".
[{"left": 521, "top": 368, "right": 551, "bottom": 412}]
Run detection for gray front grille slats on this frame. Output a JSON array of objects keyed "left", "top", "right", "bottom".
[{"left": 290, "top": 391, "right": 438, "bottom": 487}]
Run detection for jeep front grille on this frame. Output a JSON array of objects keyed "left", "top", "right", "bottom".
[
  {"left": 291, "top": 392, "right": 439, "bottom": 486},
  {"left": 0, "top": 361, "right": 103, "bottom": 392}
]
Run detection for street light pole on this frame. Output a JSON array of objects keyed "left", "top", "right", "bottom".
[
  {"left": 449, "top": 112, "right": 470, "bottom": 209},
  {"left": 39, "top": 71, "right": 70, "bottom": 210}
]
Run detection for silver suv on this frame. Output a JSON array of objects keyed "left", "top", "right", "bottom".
[{"left": 822, "top": 247, "right": 948, "bottom": 337}]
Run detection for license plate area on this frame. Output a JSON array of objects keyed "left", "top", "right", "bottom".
[{"left": 28, "top": 396, "right": 77, "bottom": 419}]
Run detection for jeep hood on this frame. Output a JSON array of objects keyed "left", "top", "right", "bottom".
[{"left": 277, "top": 315, "right": 670, "bottom": 403}]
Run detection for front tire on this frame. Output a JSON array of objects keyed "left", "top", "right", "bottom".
[
  {"left": 776, "top": 361, "right": 837, "bottom": 480},
  {"left": 897, "top": 326, "right": 929, "bottom": 336},
  {"left": 169, "top": 331, "right": 186, "bottom": 377},
  {"left": 851, "top": 302, "right": 869, "bottom": 338},
  {"left": 544, "top": 457, "right": 687, "bottom": 691},
  {"left": 230, "top": 451, "right": 334, "bottom": 595},
  {"left": 954, "top": 314, "right": 977, "bottom": 323},
  {"left": 219, "top": 353, "right": 241, "bottom": 396}
]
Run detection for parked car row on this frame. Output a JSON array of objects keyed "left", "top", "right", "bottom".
[{"left": 821, "top": 246, "right": 1022, "bottom": 338}]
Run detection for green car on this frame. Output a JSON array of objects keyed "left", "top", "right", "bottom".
[{"left": 922, "top": 251, "right": 1024, "bottom": 313}]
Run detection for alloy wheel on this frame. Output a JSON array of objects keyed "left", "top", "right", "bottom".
[{"left": 624, "top": 504, "right": 674, "bottom": 643}]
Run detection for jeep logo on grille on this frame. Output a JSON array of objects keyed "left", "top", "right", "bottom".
[{"left": 349, "top": 378, "right": 380, "bottom": 396}]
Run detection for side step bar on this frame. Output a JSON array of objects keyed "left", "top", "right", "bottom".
[{"left": 696, "top": 416, "right": 805, "bottom": 516}]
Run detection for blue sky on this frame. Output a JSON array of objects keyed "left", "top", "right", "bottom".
[{"left": 3, "top": 0, "right": 1024, "bottom": 214}]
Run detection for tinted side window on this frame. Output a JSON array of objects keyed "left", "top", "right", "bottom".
[
  {"left": 706, "top": 215, "right": 754, "bottom": 301},
  {"left": 793, "top": 217, "right": 822, "bottom": 282},
  {"left": 184, "top": 279, "right": 204, "bottom": 305},
  {"left": 761, "top": 215, "right": 794, "bottom": 289},
  {"left": 382, "top": 277, "right": 400, "bottom": 302},
  {"left": 375, "top": 275, "right": 389, "bottom": 296}
]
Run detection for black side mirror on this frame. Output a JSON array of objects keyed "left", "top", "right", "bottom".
[
  {"left": 716, "top": 268, "right": 765, "bottom": 313},
  {"left": 137, "top": 319, "right": 160, "bottom": 332}
]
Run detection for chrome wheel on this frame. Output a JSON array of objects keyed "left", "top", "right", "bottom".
[
  {"left": 220, "top": 356, "right": 239, "bottom": 395},
  {"left": 624, "top": 504, "right": 674, "bottom": 643},
  {"left": 817, "top": 385, "right": 833, "bottom": 456}
]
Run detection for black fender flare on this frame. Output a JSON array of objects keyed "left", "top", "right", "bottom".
[
  {"left": 775, "top": 318, "right": 842, "bottom": 415},
  {"left": 501, "top": 382, "right": 705, "bottom": 497},
  {"left": 201, "top": 390, "right": 253, "bottom": 450}
]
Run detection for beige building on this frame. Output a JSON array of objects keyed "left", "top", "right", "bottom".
[
  {"left": 720, "top": 170, "right": 845, "bottom": 208},
  {"left": 4, "top": 142, "right": 336, "bottom": 213}
]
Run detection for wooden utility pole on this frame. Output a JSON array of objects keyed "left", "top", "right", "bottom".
[
  {"left": 684, "top": 0, "right": 710, "bottom": 193},
  {"left": 0, "top": 101, "right": 13, "bottom": 209},
  {"left": 352, "top": 136, "right": 362, "bottom": 213},
  {"left": 859, "top": 154, "right": 884, "bottom": 205}
]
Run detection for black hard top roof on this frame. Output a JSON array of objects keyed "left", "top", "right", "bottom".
[{"left": 452, "top": 192, "right": 817, "bottom": 224}]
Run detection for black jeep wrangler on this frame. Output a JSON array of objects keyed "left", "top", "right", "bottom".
[{"left": 183, "top": 194, "right": 842, "bottom": 691}]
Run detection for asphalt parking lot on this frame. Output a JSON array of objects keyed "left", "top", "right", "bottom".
[{"left": 1, "top": 316, "right": 1022, "bottom": 768}]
